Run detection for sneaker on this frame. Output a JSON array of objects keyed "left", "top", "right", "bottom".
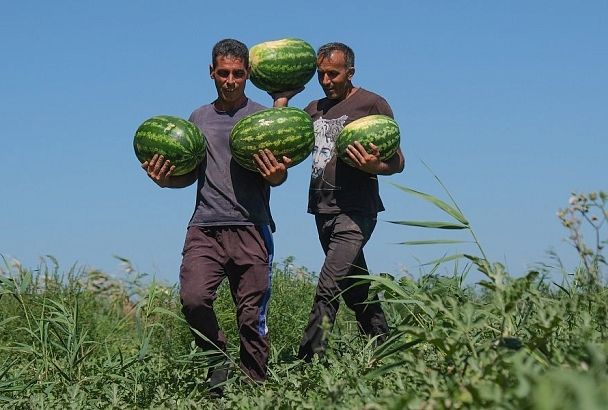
[{"left": 208, "top": 367, "right": 229, "bottom": 398}]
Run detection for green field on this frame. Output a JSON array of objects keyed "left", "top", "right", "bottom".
[{"left": 1, "top": 190, "right": 606, "bottom": 409}]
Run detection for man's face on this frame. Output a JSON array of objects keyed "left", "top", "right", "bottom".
[
  {"left": 316, "top": 51, "right": 354, "bottom": 100},
  {"left": 210, "top": 55, "right": 249, "bottom": 106}
]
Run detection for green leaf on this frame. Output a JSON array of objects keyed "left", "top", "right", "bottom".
[
  {"left": 477, "top": 280, "right": 496, "bottom": 290},
  {"left": 420, "top": 253, "right": 466, "bottom": 266},
  {"left": 0, "top": 317, "right": 19, "bottom": 328},
  {"left": 552, "top": 282, "right": 571, "bottom": 297},
  {"left": 348, "top": 274, "right": 409, "bottom": 299},
  {"left": 373, "top": 336, "right": 424, "bottom": 362},
  {"left": 391, "top": 183, "right": 469, "bottom": 225},
  {"left": 368, "top": 297, "right": 435, "bottom": 316},
  {"left": 365, "top": 359, "right": 411, "bottom": 379},
  {"left": 396, "top": 239, "right": 470, "bottom": 245},
  {"left": 388, "top": 220, "right": 469, "bottom": 229},
  {"left": 151, "top": 307, "right": 187, "bottom": 323}
]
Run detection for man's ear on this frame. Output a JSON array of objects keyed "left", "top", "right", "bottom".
[
  {"left": 347, "top": 67, "right": 355, "bottom": 80},
  {"left": 209, "top": 64, "right": 214, "bottom": 79}
]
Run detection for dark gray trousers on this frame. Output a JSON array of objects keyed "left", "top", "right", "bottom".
[
  {"left": 298, "top": 213, "right": 389, "bottom": 361},
  {"left": 179, "top": 225, "right": 273, "bottom": 381}
]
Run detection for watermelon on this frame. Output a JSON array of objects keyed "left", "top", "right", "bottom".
[
  {"left": 336, "top": 115, "right": 401, "bottom": 167},
  {"left": 249, "top": 38, "right": 316, "bottom": 93},
  {"left": 230, "top": 107, "right": 315, "bottom": 172},
  {"left": 133, "top": 115, "right": 206, "bottom": 176}
]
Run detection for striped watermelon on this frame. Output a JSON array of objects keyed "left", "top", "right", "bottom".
[
  {"left": 230, "top": 107, "right": 314, "bottom": 172},
  {"left": 336, "top": 115, "right": 401, "bottom": 167},
  {"left": 249, "top": 38, "right": 316, "bottom": 93},
  {"left": 133, "top": 115, "right": 206, "bottom": 176}
]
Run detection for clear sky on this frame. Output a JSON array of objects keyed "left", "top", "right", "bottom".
[{"left": 2, "top": 1, "right": 606, "bottom": 284}]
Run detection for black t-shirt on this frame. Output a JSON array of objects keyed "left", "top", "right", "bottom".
[{"left": 304, "top": 88, "right": 394, "bottom": 216}]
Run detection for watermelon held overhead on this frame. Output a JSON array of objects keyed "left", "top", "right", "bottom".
[
  {"left": 336, "top": 115, "right": 401, "bottom": 168},
  {"left": 249, "top": 38, "right": 317, "bottom": 93},
  {"left": 230, "top": 107, "right": 315, "bottom": 172},
  {"left": 133, "top": 115, "right": 206, "bottom": 176}
]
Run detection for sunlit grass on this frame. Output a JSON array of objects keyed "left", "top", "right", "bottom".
[{"left": 1, "top": 189, "right": 606, "bottom": 408}]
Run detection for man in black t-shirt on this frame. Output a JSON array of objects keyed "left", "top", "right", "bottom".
[{"left": 274, "top": 42, "right": 405, "bottom": 361}]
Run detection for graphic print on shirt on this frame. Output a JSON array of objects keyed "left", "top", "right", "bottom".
[{"left": 311, "top": 115, "right": 348, "bottom": 179}]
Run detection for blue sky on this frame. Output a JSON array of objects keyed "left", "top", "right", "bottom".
[{"left": 2, "top": 1, "right": 606, "bottom": 284}]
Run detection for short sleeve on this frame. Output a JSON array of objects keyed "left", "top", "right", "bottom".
[{"left": 371, "top": 96, "right": 394, "bottom": 119}]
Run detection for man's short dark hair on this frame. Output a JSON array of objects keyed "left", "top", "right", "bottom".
[
  {"left": 212, "top": 39, "right": 249, "bottom": 67},
  {"left": 317, "top": 42, "right": 355, "bottom": 68}
]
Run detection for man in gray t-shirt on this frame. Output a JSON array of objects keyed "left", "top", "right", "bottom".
[{"left": 140, "top": 39, "right": 291, "bottom": 389}]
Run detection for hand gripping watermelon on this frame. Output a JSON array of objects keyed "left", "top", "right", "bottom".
[
  {"left": 336, "top": 115, "right": 401, "bottom": 168},
  {"left": 133, "top": 115, "right": 206, "bottom": 176},
  {"left": 230, "top": 107, "right": 315, "bottom": 172},
  {"left": 249, "top": 38, "right": 317, "bottom": 93}
]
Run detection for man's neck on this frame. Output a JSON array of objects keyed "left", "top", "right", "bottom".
[
  {"left": 325, "top": 85, "right": 358, "bottom": 106},
  {"left": 341, "top": 84, "right": 358, "bottom": 101},
  {"left": 214, "top": 96, "right": 247, "bottom": 113}
]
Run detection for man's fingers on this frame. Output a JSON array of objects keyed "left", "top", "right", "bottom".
[
  {"left": 259, "top": 150, "right": 273, "bottom": 169},
  {"left": 152, "top": 155, "right": 164, "bottom": 173},
  {"left": 346, "top": 148, "right": 362, "bottom": 167},
  {"left": 262, "top": 149, "right": 279, "bottom": 165},
  {"left": 253, "top": 153, "right": 269, "bottom": 175},
  {"left": 268, "top": 86, "right": 305, "bottom": 100},
  {"left": 260, "top": 149, "right": 271, "bottom": 164},
  {"left": 353, "top": 141, "right": 371, "bottom": 155},
  {"left": 148, "top": 154, "right": 159, "bottom": 168},
  {"left": 347, "top": 144, "right": 365, "bottom": 163},
  {"left": 368, "top": 143, "right": 380, "bottom": 156}
]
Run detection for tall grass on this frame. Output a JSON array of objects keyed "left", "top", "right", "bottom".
[{"left": 1, "top": 189, "right": 606, "bottom": 409}]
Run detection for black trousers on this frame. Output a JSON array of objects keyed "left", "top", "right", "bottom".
[{"left": 298, "top": 213, "right": 389, "bottom": 361}]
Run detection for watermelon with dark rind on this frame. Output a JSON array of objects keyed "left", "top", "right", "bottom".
[
  {"left": 133, "top": 115, "right": 206, "bottom": 176},
  {"left": 336, "top": 115, "right": 401, "bottom": 167},
  {"left": 249, "top": 38, "right": 316, "bottom": 93},
  {"left": 230, "top": 107, "right": 315, "bottom": 172}
]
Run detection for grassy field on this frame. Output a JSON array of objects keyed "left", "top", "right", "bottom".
[{"left": 1, "top": 190, "right": 606, "bottom": 409}]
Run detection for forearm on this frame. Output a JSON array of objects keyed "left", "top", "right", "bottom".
[{"left": 273, "top": 97, "right": 289, "bottom": 108}]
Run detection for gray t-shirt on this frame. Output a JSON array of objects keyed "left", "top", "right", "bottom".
[
  {"left": 187, "top": 99, "right": 275, "bottom": 231},
  {"left": 304, "top": 88, "right": 394, "bottom": 216}
]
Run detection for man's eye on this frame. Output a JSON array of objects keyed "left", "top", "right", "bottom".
[
  {"left": 216, "top": 70, "right": 245, "bottom": 78},
  {"left": 317, "top": 71, "right": 338, "bottom": 79}
]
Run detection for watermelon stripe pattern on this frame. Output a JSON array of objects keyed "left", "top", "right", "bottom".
[
  {"left": 249, "top": 38, "right": 317, "bottom": 93},
  {"left": 230, "top": 107, "right": 315, "bottom": 172},
  {"left": 133, "top": 115, "right": 206, "bottom": 176},
  {"left": 336, "top": 115, "right": 401, "bottom": 168}
]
